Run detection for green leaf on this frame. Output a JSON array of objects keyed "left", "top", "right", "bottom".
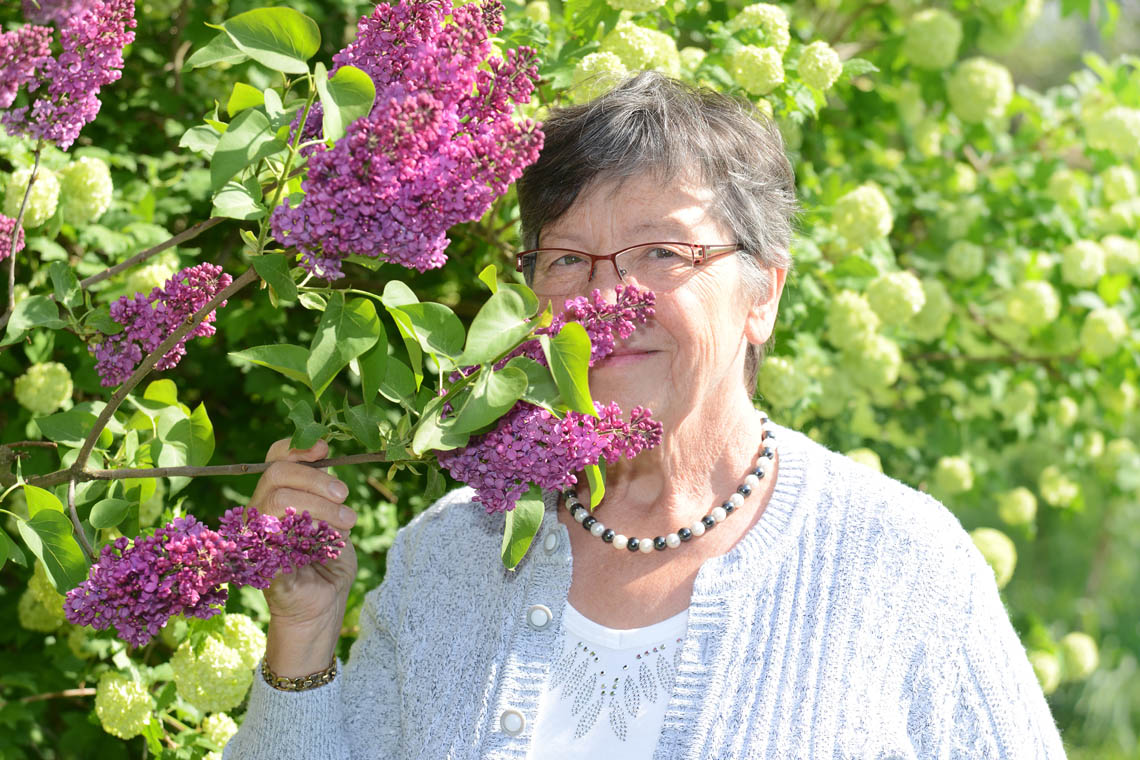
[
  {"left": 392, "top": 302, "right": 465, "bottom": 367},
  {"left": 85, "top": 305, "right": 123, "bottom": 335},
  {"left": 542, "top": 323, "right": 596, "bottom": 416},
  {"left": 0, "top": 529, "right": 27, "bottom": 570},
  {"left": 230, "top": 344, "right": 312, "bottom": 388},
  {"left": 185, "top": 31, "right": 248, "bottom": 69},
  {"left": 288, "top": 400, "right": 328, "bottom": 450},
  {"left": 584, "top": 462, "right": 605, "bottom": 508},
  {"left": 263, "top": 87, "right": 285, "bottom": 124},
  {"left": 212, "top": 177, "right": 266, "bottom": 220},
  {"left": 410, "top": 396, "right": 470, "bottom": 455},
  {"left": 563, "top": 0, "right": 622, "bottom": 39},
  {"left": 477, "top": 264, "right": 499, "bottom": 293},
  {"left": 188, "top": 404, "right": 215, "bottom": 467},
  {"left": 501, "top": 485, "right": 545, "bottom": 570},
  {"left": 307, "top": 293, "right": 383, "bottom": 398},
  {"left": 89, "top": 498, "right": 131, "bottom": 529},
  {"left": 1, "top": 295, "right": 65, "bottom": 345},
  {"left": 504, "top": 355, "right": 562, "bottom": 410},
  {"left": 143, "top": 379, "right": 179, "bottom": 407},
  {"left": 253, "top": 253, "right": 298, "bottom": 301},
  {"left": 208, "top": 7, "right": 320, "bottom": 75},
  {"left": 357, "top": 341, "right": 388, "bottom": 408},
  {"left": 48, "top": 262, "right": 82, "bottom": 310},
  {"left": 345, "top": 403, "right": 384, "bottom": 451},
  {"left": 460, "top": 288, "right": 535, "bottom": 366},
  {"left": 35, "top": 407, "right": 98, "bottom": 446},
  {"left": 227, "top": 81, "right": 265, "bottom": 116},
  {"left": 17, "top": 510, "right": 88, "bottom": 590},
  {"left": 24, "top": 485, "right": 64, "bottom": 516},
  {"left": 314, "top": 62, "right": 376, "bottom": 142},
  {"left": 424, "top": 465, "right": 446, "bottom": 503},
  {"left": 297, "top": 292, "right": 327, "bottom": 311},
  {"left": 841, "top": 58, "right": 879, "bottom": 79},
  {"left": 210, "top": 107, "right": 288, "bottom": 191},
  {"left": 180, "top": 124, "right": 220, "bottom": 159},
  {"left": 379, "top": 357, "right": 416, "bottom": 407},
  {"left": 450, "top": 366, "right": 529, "bottom": 434},
  {"left": 381, "top": 281, "right": 424, "bottom": 388},
  {"left": 379, "top": 280, "right": 419, "bottom": 308}
]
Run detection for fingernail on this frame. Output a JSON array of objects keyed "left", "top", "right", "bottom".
[
  {"left": 339, "top": 507, "right": 356, "bottom": 526},
  {"left": 329, "top": 481, "right": 348, "bottom": 500}
]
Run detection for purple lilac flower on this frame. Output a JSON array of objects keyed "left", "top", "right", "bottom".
[
  {"left": 87, "top": 263, "right": 233, "bottom": 387},
  {"left": 438, "top": 401, "right": 663, "bottom": 514},
  {"left": 1, "top": 0, "right": 136, "bottom": 150},
  {"left": 22, "top": 0, "right": 87, "bottom": 26},
  {"left": 270, "top": 0, "right": 543, "bottom": 279},
  {"left": 0, "top": 214, "right": 27, "bottom": 262},
  {"left": 64, "top": 507, "right": 344, "bottom": 648},
  {"left": 0, "top": 25, "right": 54, "bottom": 109}
]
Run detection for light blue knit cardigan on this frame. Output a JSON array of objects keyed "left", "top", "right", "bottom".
[{"left": 225, "top": 422, "right": 1067, "bottom": 759}]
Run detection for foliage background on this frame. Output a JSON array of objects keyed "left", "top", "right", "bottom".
[{"left": 0, "top": 0, "right": 1137, "bottom": 756}]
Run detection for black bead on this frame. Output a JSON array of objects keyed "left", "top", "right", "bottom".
[
  {"left": 678, "top": 528, "right": 693, "bottom": 541},
  {"left": 582, "top": 516, "right": 597, "bottom": 530},
  {"left": 701, "top": 515, "right": 716, "bottom": 528},
  {"left": 627, "top": 538, "right": 640, "bottom": 552},
  {"left": 569, "top": 503, "right": 584, "bottom": 517},
  {"left": 763, "top": 447, "right": 775, "bottom": 459},
  {"left": 602, "top": 529, "right": 615, "bottom": 543},
  {"left": 723, "top": 500, "right": 735, "bottom": 514},
  {"left": 737, "top": 484, "right": 752, "bottom": 496},
  {"left": 653, "top": 536, "right": 667, "bottom": 550},
  {"left": 752, "top": 467, "right": 766, "bottom": 479},
  {"left": 762, "top": 429, "right": 773, "bottom": 439}
]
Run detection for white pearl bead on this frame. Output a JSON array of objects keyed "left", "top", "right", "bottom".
[
  {"left": 711, "top": 506, "right": 727, "bottom": 523},
  {"left": 574, "top": 509, "right": 588, "bottom": 523},
  {"left": 690, "top": 521, "right": 706, "bottom": 537},
  {"left": 639, "top": 538, "right": 654, "bottom": 553},
  {"left": 614, "top": 534, "right": 628, "bottom": 549},
  {"left": 590, "top": 521, "right": 605, "bottom": 537},
  {"left": 728, "top": 492, "right": 745, "bottom": 508},
  {"left": 757, "top": 457, "right": 773, "bottom": 476},
  {"left": 744, "top": 474, "right": 761, "bottom": 491},
  {"left": 665, "top": 533, "right": 681, "bottom": 548}
]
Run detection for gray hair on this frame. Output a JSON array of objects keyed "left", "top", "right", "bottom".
[{"left": 516, "top": 71, "right": 799, "bottom": 390}]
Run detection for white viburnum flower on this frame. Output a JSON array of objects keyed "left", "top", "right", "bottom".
[{"left": 947, "top": 58, "right": 1014, "bottom": 123}]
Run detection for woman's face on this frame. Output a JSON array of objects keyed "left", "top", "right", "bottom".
[{"left": 538, "top": 172, "right": 785, "bottom": 433}]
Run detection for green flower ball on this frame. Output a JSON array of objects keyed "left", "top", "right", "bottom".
[
  {"left": 605, "top": 0, "right": 666, "bottom": 10},
  {"left": 914, "top": 118, "right": 942, "bottom": 158},
  {"left": 947, "top": 58, "right": 1014, "bottom": 124},
  {"left": 221, "top": 613, "right": 267, "bottom": 671},
  {"left": 601, "top": 22, "right": 680, "bottom": 77},
  {"left": 1046, "top": 168, "right": 1085, "bottom": 207},
  {"left": 1099, "top": 381, "right": 1137, "bottom": 416},
  {"left": 1038, "top": 465, "right": 1078, "bottom": 507},
  {"left": 970, "top": 527, "right": 1016, "bottom": 588},
  {"left": 934, "top": 455, "right": 974, "bottom": 495},
  {"left": 1060, "top": 240, "right": 1106, "bottom": 288},
  {"left": 1086, "top": 106, "right": 1140, "bottom": 158},
  {"left": 1004, "top": 280, "right": 1060, "bottom": 329},
  {"left": 756, "top": 356, "right": 801, "bottom": 408},
  {"left": 840, "top": 333, "right": 902, "bottom": 389},
  {"left": 798, "top": 41, "right": 841, "bottom": 91},
  {"left": 58, "top": 156, "right": 113, "bottom": 226},
  {"left": 201, "top": 712, "right": 239, "bottom": 748},
  {"left": 4, "top": 166, "right": 60, "bottom": 229},
  {"left": 18, "top": 589, "right": 66, "bottom": 632},
  {"left": 727, "top": 3, "right": 791, "bottom": 53},
  {"left": 1080, "top": 308, "right": 1128, "bottom": 359},
  {"left": 833, "top": 183, "right": 893, "bottom": 250},
  {"left": 13, "top": 361, "right": 73, "bottom": 416},
  {"left": 1098, "top": 438, "right": 1139, "bottom": 476},
  {"left": 997, "top": 487, "right": 1037, "bottom": 526},
  {"left": 1101, "top": 165, "right": 1137, "bottom": 203},
  {"left": 1029, "top": 650, "right": 1061, "bottom": 694},
  {"left": 730, "top": 45, "right": 784, "bottom": 96},
  {"left": 523, "top": 0, "right": 550, "bottom": 22},
  {"left": 845, "top": 448, "right": 882, "bottom": 472},
  {"left": 901, "top": 8, "right": 962, "bottom": 70},
  {"left": 947, "top": 162, "right": 978, "bottom": 194},
  {"left": 910, "top": 278, "right": 953, "bottom": 341},
  {"left": 95, "top": 672, "right": 155, "bottom": 740},
  {"left": 1053, "top": 396, "right": 1080, "bottom": 427},
  {"left": 571, "top": 52, "right": 628, "bottom": 102},
  {"left": 866, "top": 271, "right": 925, "bottom": 325},
  {"left": 946, "top": 240, "right": 985, "bottom": 280},
  {"left": 1100, "top": 234, "right": 1140, "bottom": 274},
  {"left": 170, "top": 636, "right": 253, "bottom": 713},
  {"left": 997, "top": 380, "right": 1037, "bottom": 419},
  {"left": 679, "top": 46, "right": 707, "bottom": 73},
  {"left": 1059, "top": 632, "right": 1099, "bottom": 681}
]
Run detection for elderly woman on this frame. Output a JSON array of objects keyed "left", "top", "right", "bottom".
[{"left": 225, "top": 72, "right": 1066, "bottom": 759}]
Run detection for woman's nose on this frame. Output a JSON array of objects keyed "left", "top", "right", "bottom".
[{"left": 587, "top": 257, "right": 625, "bottom": 299}]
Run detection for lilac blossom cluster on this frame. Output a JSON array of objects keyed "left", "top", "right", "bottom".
[
  {"left": 270, "top": 0, "right": 543, "bottom": 279},
  {"left": 1, "top": 0, "right": 136, "bottom": 149},
  {"left": 87, "top": 263, "right": 233, "bottom": 387},
  {"left": 22, "top": 0, "right": 86, "bottom": 25},
  {"left": 438, "top": 402, "right": 663, "bottom": 514},
  {"left": 64, "top": 507, "right": 344, "bottom": 648},
  {"left": 0, "top": 214, "right": 27, "bottom": 262},
  {"left": 438, "top": 285, "right": 662, "bottom": 513}
]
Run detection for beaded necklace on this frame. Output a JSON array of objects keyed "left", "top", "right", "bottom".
[{"left": 561, "top": 414, "right": 777, "bottom": 554}]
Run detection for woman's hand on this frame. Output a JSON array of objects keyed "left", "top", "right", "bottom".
[{"left": 250, "top": 438, "right": 358, "bottom": 677}]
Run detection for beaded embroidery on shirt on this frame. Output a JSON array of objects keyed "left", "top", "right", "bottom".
[{"left": 547, "top": 627, "right": 684, "bottom": 741}]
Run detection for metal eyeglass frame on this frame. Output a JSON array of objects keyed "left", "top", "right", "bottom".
[{"left": 515, "top": 241, "right": 744, "bottom": 290}]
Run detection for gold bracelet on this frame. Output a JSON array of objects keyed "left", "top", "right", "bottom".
[{"left": 261, "top": 654, "right": 338, "bottom": 692}]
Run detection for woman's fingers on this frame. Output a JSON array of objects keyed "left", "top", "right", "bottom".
[
  {"left": 261, "top": 460, "right": 349, "bottom": 504},
  {"left": 265, "top": 437, "right": 328, "bottom": 464},
  {"left": 266, "top": 487, "right": 356, "bottom": 532}
]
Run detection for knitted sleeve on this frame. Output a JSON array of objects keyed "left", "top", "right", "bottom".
[
  {"left": 223, "top": 531, "right": 409, "bottom": 760},
  {"left": 916, "top": 553, "right": 1068, "bottom": 759}
]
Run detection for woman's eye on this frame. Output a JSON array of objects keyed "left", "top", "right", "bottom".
[
  {"left": 647, "top": 246, "right": 679, "bottom": 260},
  {"left": 551, "top": 254, "right": 585, "bottom": 267}
]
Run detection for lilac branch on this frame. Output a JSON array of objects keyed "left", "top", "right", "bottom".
[
  {"left": 0, "top": 141, "right": 43, "bottom": 330},
  {"left": 67, "top": 476, "right": 96, "bottom": 562},
  {"left": 77, "top": 216, "right": 226, "bottom": 290}
]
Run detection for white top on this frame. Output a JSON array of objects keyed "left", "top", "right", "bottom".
[{"left": 527, "top": 603, "right": 690, "bottom": 760}]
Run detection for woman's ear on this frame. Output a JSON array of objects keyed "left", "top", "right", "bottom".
[{"left": 743, "top": 265, "right": 787, "bottom": 345}]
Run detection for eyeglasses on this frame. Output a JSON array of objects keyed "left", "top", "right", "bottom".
[{"left": 515, "top": 241, "right": 743, "bottom": 297}]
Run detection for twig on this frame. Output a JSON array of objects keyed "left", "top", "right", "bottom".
[
  {"left": 77, "top": 217, "right": 226, "bottom": 290},
  {"left": 21, "top": 452, "right": 397, "bottom": 490},
  {"left": 68, "top": 476, "right": 97, "bottom": 562},
  {"left": 0, "top": 141, "right": 44, "bottom": 329},
  {"left": 72, "top": 266, "right": 258, "bottom": 475},
  {"left": 11, "top": 687, "right": 96, "bottom": 704},
  {"left": 1, "top": 441, "right": 58, "bottom": 450}
]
